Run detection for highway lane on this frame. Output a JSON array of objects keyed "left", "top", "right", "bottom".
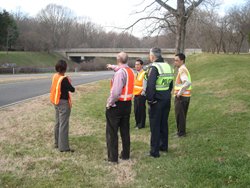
[{"left": 0, "top": 71, "right": 114, "bottom": 109}]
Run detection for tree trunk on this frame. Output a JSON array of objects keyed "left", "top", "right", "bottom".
[
  {"left": 175, "top": 0, "right": 187, "bottom": 54},
  {"left": 222, "top": 42, "right": 226, "bottom": 53},
  {"left": 212, "top": 45, "right": 216, "bottom": 54},
  {"left": 176, "top": 17, "right": 187, "bottom": 54},
  {"left": 237, "top": 35, "right": 244, "bottom": 54},
  {"left": 226, "top": 41, "right": 232, "bottom": 54}
]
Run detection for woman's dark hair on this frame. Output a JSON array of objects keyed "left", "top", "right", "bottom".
[{"left": 55, "top": 60, "right": 67, "bottom": 73}]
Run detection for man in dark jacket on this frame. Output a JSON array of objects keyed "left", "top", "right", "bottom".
[{"left": 145, "top": 47, "right": 174, "bottom": 158}]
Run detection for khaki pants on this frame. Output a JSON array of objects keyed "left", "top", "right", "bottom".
[{"left": 54, "top": 99, "right": 71, "bottom": 151}]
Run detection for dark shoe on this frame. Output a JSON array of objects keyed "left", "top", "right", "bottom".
[
  {"left": 103, "top": 159, "right": 118, "bottom": 164},
  {"left": 118, "top": 156, "right": 129, "bottom": 160},
  {"left": 173, "top": 134, "right": 186, "bottom": 138},
  {"left": 133, "top": 124, "right": 138, "bottom": 128},
  {"left": 159, "top": 149, "right": 168, "bottom": 152},
  {"left": 145, "top": 152, "right": 159, "bottom": 158},
  {"left": 60, "top": 149, "right": 74, "bottom": 152}
]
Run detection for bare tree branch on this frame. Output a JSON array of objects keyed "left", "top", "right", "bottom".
[
  {"left": 131, "top": 1, "right": 156, "bottom": 15},
  {"left": 155, "top": 0, "right": 177, "bottom": 14},
  {"left": 117, "top": 16, "right": 173, "bottom": 30},
  {"left": 186, "top": 0, "right": 204, "bottom": 16}
]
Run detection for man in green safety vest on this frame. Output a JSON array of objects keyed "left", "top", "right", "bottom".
[
  {"left": 145, "top": 47, "right": 174, "bottom": 158},
  {"left": 173, "top": 53, "right": 192, "bottom": 138}
]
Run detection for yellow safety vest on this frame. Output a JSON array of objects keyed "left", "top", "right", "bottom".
[
  {"left": 174, "top": 66, "right": 192, "bottom": 97},
  {"left": 151, "top": 63, "right": 174, "bottom": 91}
]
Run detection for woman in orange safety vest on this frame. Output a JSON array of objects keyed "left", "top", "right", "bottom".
[{"left": 50, "top": 60, "right": 75, "bottom": 152}]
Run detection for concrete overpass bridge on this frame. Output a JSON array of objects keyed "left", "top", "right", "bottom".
[{"left": 55, "top": 48, "right": 202, "bottom": 63}]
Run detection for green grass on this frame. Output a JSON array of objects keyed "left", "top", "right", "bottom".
[
  {"left": 1, "top": 53, "right": 250, "bottom": 187},
  {"left": 0, "top": 51, "right": 75, "bottom": 68}
]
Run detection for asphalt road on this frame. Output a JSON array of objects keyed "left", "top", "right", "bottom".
[{"left": 0, "top": 71, "right": 114, "bottom": 109}]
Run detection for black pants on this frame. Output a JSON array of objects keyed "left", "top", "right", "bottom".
[
  {"left": 148, "top": 98, "right": 171, "bottom": 157},
  {"left": 134, "top": 95, "right": 146, "bottom": 128},
  {"left": 174, "top": 96, "right": 190, "bottom": 136},
  {"left": 106, "top": 101, "right": 131, "bottom": 162}
]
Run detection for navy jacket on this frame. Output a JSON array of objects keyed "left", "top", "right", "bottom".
[{"left": 145, "top": 57, "right": 173, "bottom": 104}]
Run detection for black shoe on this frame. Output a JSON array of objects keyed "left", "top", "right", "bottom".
[
  {"left": 159, "top": 149, "right": 168, "bottom": 152},
  {"left": 119, "top": 156, "right": 129, "bottom": 160},
  {"left": 145, "top": 152, "right": 159, "bottom": 158},
  {"left": 103, "top": 159, "right": 118, "bottom": 164},
  {"left": 133, "top": 124, "right": 138, "bottom": 128},
  {"left": 173, "top": 134, "right": 186, "bottom": 138},
  {"left": 60, "top": 149, "right": 74, "bottom": 152}
]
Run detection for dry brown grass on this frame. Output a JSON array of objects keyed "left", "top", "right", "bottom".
[
  {"left": 0, "top": 80, "right": 139, "bottom": 187},
  {"left": 131, "top": 134, "right": 150, "bottom": 144},
  {"left": 223, "top": 102, "right": 248, "bottom": 114},
  {"left": 192, "top": 78, "right": 248, "bottom": 115},
  {"left": 192, "top": 78, "right": 227, "bottom": 90}
]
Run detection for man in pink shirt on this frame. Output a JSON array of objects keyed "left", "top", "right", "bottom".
[{"left": 104, "top": 52, "right": 134, "bottom": 164}]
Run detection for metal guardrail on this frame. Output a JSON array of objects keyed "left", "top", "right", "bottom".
[
  {"left": 55, "top": 48, "right": 202, "bottom": 62},
  {"left": 55, "top": 48, "right": 202, "bottom": 53}
]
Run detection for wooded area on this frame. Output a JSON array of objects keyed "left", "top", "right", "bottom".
[{"left": 0, "top": 1, "right": 250, "bottom": 55}]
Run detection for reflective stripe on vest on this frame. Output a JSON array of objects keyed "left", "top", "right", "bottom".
[
  {"left": 133, "top": 70, "right": 145, "bottom": 95},
  {"left": 174, "top": 89, "right": 191, "bottom": 96},
  {"left": 151, "top": 63, "right": 174, "bottom": 91},
  {"left": 50, "top": 74, "right": 72, "bottom": 107},
  {"left": 110, "top": 67, "right": 134, "bottom": 101},
  {"left": 174, "top": 67, "right": 192, "bottom": 97}
]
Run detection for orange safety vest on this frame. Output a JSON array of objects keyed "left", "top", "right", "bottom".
[
  {"left": 111, "top": 67, "right": 134, "bottom": 101},
  {"left": 50, "top": 74, "right": 72, "bottom": 107},
  {"left": 133, "top": 70, "right": 145, "bottom": 95}
]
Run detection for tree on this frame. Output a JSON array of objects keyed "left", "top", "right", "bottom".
[
  {"left": 157, "top": 0, "right": 205, "bottom": 53},
  {"left": 248, "top": 31, "right": 250, "bottom": 46},
  {"left": 6, "top": 21, "right": 19, "bottom": 53},
  {"left": 125, "top": 0, "right": 225, "bottom": 53},
  {"left": 125, "top": 0, "right": 208, "bottom": 53},
  {"left": 36, "top": 4, "right": 76, "bottom": 53},
  {"left": 198, "top": 11, "right": 228, "bottom": 54},
  {"left": 227, "top": 4, "right": 250, "bottom": 54},
  {"left": 0, "top": 10, "right": 19, "bottom": 51}
]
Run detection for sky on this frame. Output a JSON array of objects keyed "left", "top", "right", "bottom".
[{"left": 0, "top": 0, "right": 247, "bottom": 37}]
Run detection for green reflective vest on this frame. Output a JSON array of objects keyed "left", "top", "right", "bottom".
[{"left": 145, "top": 62, "right": 174, "bottom": 91}]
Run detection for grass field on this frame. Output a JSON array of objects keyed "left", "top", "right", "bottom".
[
  {"left": 0, "top": 53, "right": 250, "bottom": 187},
  {"left": 0, "top": 51, "right": 74, "bottom": 68}
]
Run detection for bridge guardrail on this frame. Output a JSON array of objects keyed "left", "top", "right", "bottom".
[{"left": 55, "top": 48, "right": 202, "bottom": 53}]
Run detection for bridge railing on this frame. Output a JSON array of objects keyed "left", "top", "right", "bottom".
[{"left": 55, "top": 48, "right": 202, "bottom": 53}]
